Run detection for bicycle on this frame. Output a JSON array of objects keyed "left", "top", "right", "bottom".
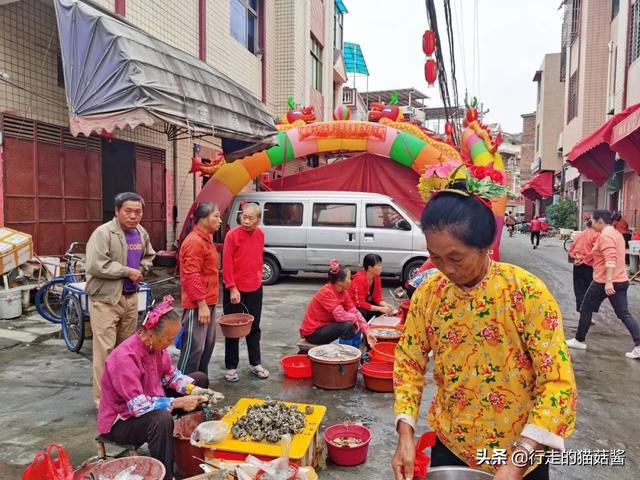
[{"left": 35, "top": 242, "right": 86, "bottom": 324}]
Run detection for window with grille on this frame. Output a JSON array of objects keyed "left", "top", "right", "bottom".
[
  {"left": 311, "top": 36, "right": 323, "bottom": 92},
  {"left": 230, "top": 0, "right": 259, "bottom": 54},
  {"left": 567, "top": 72, "right": 578, "bottom": 123},
  {"left": 631, "top": 1, "right": 640, "bottom": 64},
  {"left": 570, "top": 0, "right": 581, "bottom": 42}
]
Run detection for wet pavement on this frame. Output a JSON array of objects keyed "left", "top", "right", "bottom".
[{"left": 0, "top": 230, "right": 639, "bottom": 479}]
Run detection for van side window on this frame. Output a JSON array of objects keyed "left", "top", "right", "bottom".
[
  {"left": 312, "top": 203, "right": 357, "bottom": 228},
  {"left": 366, "top": 204, "right": 406, "bottom": 229},
  {"left": 264, "top": 202, "right": 303, "bottom": 226}
]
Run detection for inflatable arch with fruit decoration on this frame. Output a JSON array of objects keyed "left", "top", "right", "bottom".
[{"left": 183, "top": 101, "right": 507, "bottom": 258}]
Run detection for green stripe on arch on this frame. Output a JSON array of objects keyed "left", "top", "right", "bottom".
[
  {"left": 389, "top": 131, "right": 426, "bottom": 167},
  {"left": 266, "top": 131, "right": 295, "bottom": 167}
]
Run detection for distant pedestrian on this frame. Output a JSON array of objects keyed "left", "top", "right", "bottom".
[
  {"left": 86, "top": 192, "right": 155, "bottom": 406},
  {"left": 567, "top": 210, "right": 640, "bottom": 359},
  {"left": 177, "top": 202, "right": 222, "bottom": 376},
  {"left": 222, "top": 203, "right": 269, "bottom": 382},
  {"left": 505, "top": 211, "right": 516, "bottom": 237},
  {"left": 568, "top": 221, "right": 599, "bottom": 311},
  {"left": 530, "top": 215, "right": 541, "bottom": 249}
]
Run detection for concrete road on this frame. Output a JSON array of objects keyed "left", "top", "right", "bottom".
[{"left": 0, "top": 230, "right": 638, "bottom": 479}]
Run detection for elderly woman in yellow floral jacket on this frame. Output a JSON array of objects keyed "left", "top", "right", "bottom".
[{"left": 392, "top": 187, "right": 577, "bottom": 480}]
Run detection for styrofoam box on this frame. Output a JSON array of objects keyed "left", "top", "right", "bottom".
[{"left": 0, "top": 228, "right": 33, "bottom": 275}]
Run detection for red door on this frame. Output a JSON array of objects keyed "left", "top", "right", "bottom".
[
  {"left": 2, "top": 115, "right": 102, "bottom": 255},
  {"left": 135, "top": 145, "right": 166, "bottom": 250}
]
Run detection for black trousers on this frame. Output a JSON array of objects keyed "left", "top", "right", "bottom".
[
  {"left": 357, "top": 307, "right": 377, "bottom": 322},
  {"left": 430, "top": 438, "right": 549, "bottom": 480},
  {"left": 223, "top": 286, "right": 263, "bottom": 369},
  {"left": 531, "top": 231, "right": 540, "bottom": 246},
  {"left": 572, "top": 264, "right": 594, "bottom": 312},
  {"left": 177, "top": 305, "right": 216, "bottom": 376},
  {"left": 103, "top": 372, "right": 208, "bottom": 480},
  {"left": 576, "top": 281, "right": 640, "bottom": 345},
  {"left": 305, "top": 321, "right": 357, "bottom": 344}
]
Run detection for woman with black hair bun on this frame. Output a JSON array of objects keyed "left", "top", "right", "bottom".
[
  {"left": 392, "top": 173, "right": 577, "bottom": 480},
  {"left": 300, "top": 260, "right": 378, "bottom": 346},
  {"left": 349, "top": 253, "right": 394, "bottom": 320}
]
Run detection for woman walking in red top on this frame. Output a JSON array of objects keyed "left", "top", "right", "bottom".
[
  {"left": 178, "top": 202, "right": 221, "bottom": 376},
  {"left": 567, "top": 210, "right": 640, "bottom": 359},
  {"left": 349, "top": 254, "right": 394, "bottom": 321},
  {"left": 222, "top": 203, "right": 269, "bottom": 382},
  {"left": 300, "top": 260, "right": 377, "bottom": 346},
  {"left": 530, "top": 216, "right": 541, "bottom": 249},
  {"left": 568, "top": 221, "right": 599, "bottom": 311}
]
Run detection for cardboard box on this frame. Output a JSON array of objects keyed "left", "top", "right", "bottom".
[{"left": 0, "top": 228, "right": 33, "bottom": 275}]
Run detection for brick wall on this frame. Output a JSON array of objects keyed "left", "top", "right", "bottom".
[
  {"left": 520, "top": 113, "right": 536, "bottom": 185},
  {"left": 581, "top": 0, "right": 611, "bottom": 135},
  {"left": 562, "top": 0, "right": 611, "bottom": 153},
  {"left": 538, "top": 53, "right": 565, "bottom": 173}
]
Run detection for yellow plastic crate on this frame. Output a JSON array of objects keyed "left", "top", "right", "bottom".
[{"left": 206, "top": 398, "right": 327, "bottom": 466}]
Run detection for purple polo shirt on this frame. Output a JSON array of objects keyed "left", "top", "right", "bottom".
[{"left": 123, "top": 228, "right": 143, "bottom": 292}]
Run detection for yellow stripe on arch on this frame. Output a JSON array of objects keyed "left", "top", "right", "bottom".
[{"left": 213, "top": 161, "right": 252, "bottom": 195}]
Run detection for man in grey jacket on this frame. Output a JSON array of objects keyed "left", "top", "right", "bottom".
[{"left": 86, "top": 192, "right": 155, "bottom": 406}]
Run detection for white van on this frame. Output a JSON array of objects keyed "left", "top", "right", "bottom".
[{"left": 226, "top": 191, "right": 427, "bottom": 284}]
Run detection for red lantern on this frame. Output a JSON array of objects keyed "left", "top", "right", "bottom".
[
  {"left": 425, "top": 59, "right": 438, "bottom": 85},
  {"left": 422, "top": 30, "right": 436, "bottom": 56},
  {"left": 444, "top": 121, "right": 454, "bottom": 137}
]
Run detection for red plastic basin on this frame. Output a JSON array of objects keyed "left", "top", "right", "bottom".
[
  {"left": 370, "top": 341, "right": 396, "bottom": 364},
  {"left": 280, "top": 354, "right": 312, "bottom": 379},
  {"left": 323, "top": 423, "right": 372, "bottom": 466},
  {"left": 361, "top": 361, "right": 394, "bottom": 392}
]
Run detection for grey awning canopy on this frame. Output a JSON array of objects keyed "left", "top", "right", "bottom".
[{"left": 54, "top": 0, "right": 277, "bottom": 151}]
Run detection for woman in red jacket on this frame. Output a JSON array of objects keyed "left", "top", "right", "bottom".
[
  {"left": 177, "top": 202, "right": 221, "bottom": 376},
  {"left": 349, "top": 254, "right": 394, "bottom": 320},
  {"left": 300, "top": 260, "right": 378, "bottom": 346}
]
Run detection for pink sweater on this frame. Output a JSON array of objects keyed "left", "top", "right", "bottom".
[{"left": 587, "top": 226, "right": 628, "bottom": 283}]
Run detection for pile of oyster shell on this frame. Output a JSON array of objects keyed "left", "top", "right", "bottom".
[{"left": 231, "top": 400, "right": 312, "bottom": 443}]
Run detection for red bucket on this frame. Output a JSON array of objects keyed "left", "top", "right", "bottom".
[
  {"left": 370, "top": 342, "right": 396, "bottom": 364},
  {"left": 280, "top": 354, "right": 312, "bottom": 379},
  {"left": 361, "top": 361, "right": 394, "bottom": 392},
  {"left": 323, "top": 423, "right": 372, "bottom": 466},
  {"left": 399, "top": 299, "right": 411, "bottom": 322}
]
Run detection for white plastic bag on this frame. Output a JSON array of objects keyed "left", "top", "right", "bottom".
[
  {"left": 98, "top": 464, "right": 143, "bottom": 480},
  {"left": 190, "top": 421, "right": 228, "bottom": 447}
]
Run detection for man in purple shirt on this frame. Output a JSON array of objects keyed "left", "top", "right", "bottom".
[{"left": 86, "top": 192, "right": 155, "bottom": 407}]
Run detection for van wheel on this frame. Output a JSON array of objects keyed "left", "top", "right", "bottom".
[
  {"left": 402, "top": 259, "right": 425, "bottom": 284},
  {"left": 262, "top": 256, "right": 281, "bottom": 285}
]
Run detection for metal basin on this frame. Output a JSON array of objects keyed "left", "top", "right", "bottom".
[{"left": 427, "top": 466, "right": 493, "bottom": 479}]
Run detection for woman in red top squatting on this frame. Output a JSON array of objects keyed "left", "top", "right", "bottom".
[
  {"left": 300, "top": 260, "right": 378, "bottom": 346},
  {"left": 222, "top": 203, "right": 269, "bottom": 382},
  {"left": 177, "top": 202, "right": 221, "bottom": 376},
  {"left": 349, "top": 253, "right": 394, "bottom": 321}
]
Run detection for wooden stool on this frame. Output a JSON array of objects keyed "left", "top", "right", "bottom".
[
  {"left": 296, "top": 338, "right": 320, "bottom": 354},
  {"left": 95, "top": 435, "right": 140, "bottom": 459}
]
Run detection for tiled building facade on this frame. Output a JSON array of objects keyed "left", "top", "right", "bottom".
[{"left": 0, "top": 0, "right": 342, "bottom": 253}]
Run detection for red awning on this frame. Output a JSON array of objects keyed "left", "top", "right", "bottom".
[
  {"left": 610, "top": 105, "right": 640, "bottom": 171},
  {"left": 520, "top": 171, "right": 554, "bottom": 201},
  {"left": 567, "top": 103, "right": 640, "bottom": 186}
]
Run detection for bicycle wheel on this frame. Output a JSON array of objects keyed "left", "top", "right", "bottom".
[
  {"left": 564, "top": 237, "right": 574, "bottom": 252},
  {"left": 61, "top": 294, "right": 85, "bottom": 352},
  {"left": 35, "top": 278, "right": 65, "bottom": 323}
]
